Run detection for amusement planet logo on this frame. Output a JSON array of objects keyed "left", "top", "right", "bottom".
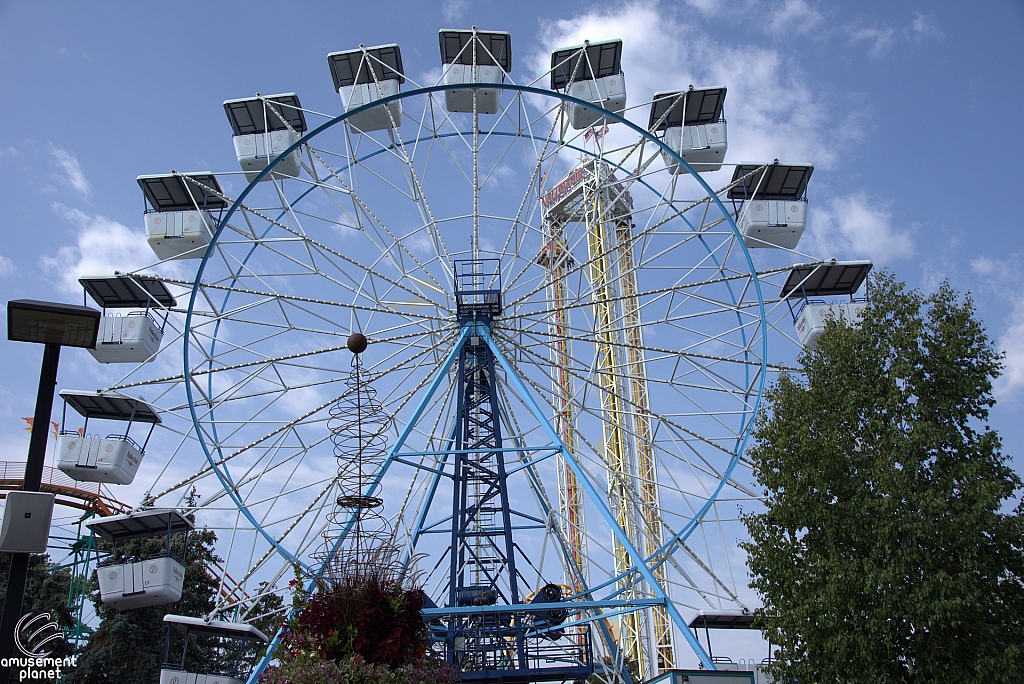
[{"left": 0, "top": 613, "right": 78, "bottom": 681}]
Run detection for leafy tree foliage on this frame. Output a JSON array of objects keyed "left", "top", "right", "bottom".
[{"left": 742, "top": 273, "right": 1024, "bottom": 682}]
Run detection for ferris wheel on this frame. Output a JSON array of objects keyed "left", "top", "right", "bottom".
[{"left": 67, "top": 27, "right": 873, "bottom": 684}]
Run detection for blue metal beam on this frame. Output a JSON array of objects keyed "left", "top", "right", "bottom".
[{"left": 482, "top": 325, "right": 717, "bottom": 671}]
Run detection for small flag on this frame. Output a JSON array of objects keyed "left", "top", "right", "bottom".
[
  {"left": 22, "top": 418, "right": 62, "bottom": 439},
  {"left": 539, "top": 170, "right": 549, "bottom": 187},
  {"left": 584, "top": 127, "right": 595, "bottom": 142},
  {"left": 594, "top": 124, "right": 610, "bottom": 140}
]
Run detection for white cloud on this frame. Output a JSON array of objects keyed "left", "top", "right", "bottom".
[
  {"left": 765, "top": 0, "right": 824, "bottom": 37},
  {"left": 995, "top": 300, "right": 1024, "bottom": 401},
  {"left": 49, "top": 145, "right": 91, "bottom": 196},
  {"left": 907, "top": 13, "right": 943, "bottom": 42},
  {"left": 41, "top": 203, "right": 166, "bottom": 293},
  {"left": 529, "top": 1, "right": 847, "bottom": 169},
  {"left": 971, "top": 256, "right": 1011, "bottom": 281},
  {"left": 847, "top": 24, "right": 897, "bottom": 60},
  {"left": 683, "top": 0, "right": 728, "bottom": 15},
  {"left": 0, "top": 146, "right": 20, "bottom": 158},
  {"left": 0, "top": 254, "right": 15, "bottom": 277},
  {"left": 847, "top": 13, "right": 942, "bottom": 59},
  {"left": 805, "top": 193, "right": 914, "bottom": 262},
  {"left": 442, "top": 0, "right": 469, "bottom": 23}
]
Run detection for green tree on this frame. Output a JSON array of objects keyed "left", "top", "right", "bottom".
[
  {"left": 742, "top": 273, "right": 1024, "bottom": 683},
  {"left": 64, "top": 523, "right": 222, "bottom": 684}
]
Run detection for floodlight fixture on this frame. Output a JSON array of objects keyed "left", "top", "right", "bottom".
[{"left": 7, "top": 299, "right": 100, "bottom": 348}]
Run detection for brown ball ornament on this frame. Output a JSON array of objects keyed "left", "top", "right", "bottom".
[{"left": 347, "top": 332, "right": 368, "bottom": 354}]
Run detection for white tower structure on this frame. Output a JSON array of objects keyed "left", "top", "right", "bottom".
[{"left": 541, "top": 158, "right": 675, "bottom": 679}]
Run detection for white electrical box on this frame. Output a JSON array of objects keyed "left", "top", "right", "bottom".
[
  {"left": 0, "top": 492, "right": 55, "bottom": 553},
  {"left": 88, "top": 314, "right": 162, "bottom": 364}
]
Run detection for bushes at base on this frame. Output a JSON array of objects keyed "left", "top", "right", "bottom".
[{"left": 260, "top": 568, "right": 458, "bottom": 684}]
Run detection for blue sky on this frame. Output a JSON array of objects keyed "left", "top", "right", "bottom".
[{"left": 1, "top": 0, "right": 1022, "bottom": 667}]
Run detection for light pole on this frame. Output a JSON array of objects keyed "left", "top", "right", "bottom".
[{"left": 1, "top": 300, "right": 99, "bottom": 683}]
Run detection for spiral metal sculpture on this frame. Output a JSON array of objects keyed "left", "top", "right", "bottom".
[{"left": 313, "top": 333, "right": 399, "bottom": 585}]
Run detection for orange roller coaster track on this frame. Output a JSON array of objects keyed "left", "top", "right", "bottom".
[{"left": 0, "top": 462, "right": 130, "bottom": 517}]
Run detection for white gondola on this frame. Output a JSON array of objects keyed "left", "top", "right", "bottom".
[
  {"left": 79, "top": 274, "right": 176, "bottom": 364},
  {"left": 161, "top": 615, "right": 269, "bottom": 684},
  {"left": 650, "top": 86, "right": 728, "bottom": 174},
  {"left": 550, "top": 39, "right": 626, "bottom": 130},
  {"left": 644, "top": 611, "right": 774, "bottom": 684},
  {"left": 138, "top": 174, "right": 228, "bottom": 260},
  {"left": 327, "top": 44, "right": 404, "bottom": 132},
  {"left": 781, "top": 260, "right": 873, "bottom": 350},
  {"left": 439, "top": 28, "right": 511, "bottom": 115},
  {"left": 56, "top": 390, "right": 160, "bottom": 485},
  {"left": 224, "top": 93, "right": 307, "bottom": 183},
  {"left": 88, "top": 509, "right": 193, "bottom": 610},
  {"left": 729, "top": 162, "right": 814, "bottom": 249}
]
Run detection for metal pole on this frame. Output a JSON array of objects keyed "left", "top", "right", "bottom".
[{"left": 0, "top": 342, "right": 61, "bottom": 684}]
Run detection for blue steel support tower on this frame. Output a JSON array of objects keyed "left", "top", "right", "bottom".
[{"left": 441, "top": 260, "right": 592, "bottom": 682}]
